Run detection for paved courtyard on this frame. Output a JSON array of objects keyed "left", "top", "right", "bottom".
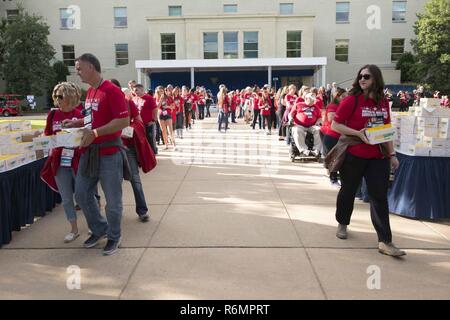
[{"left": 1, "top": 114, "right": 449, "bottom": 299}]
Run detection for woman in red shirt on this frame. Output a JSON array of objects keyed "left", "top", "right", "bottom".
[
  {"left": 155, "top": 86, "right": 176, "bottom": 150},
  {"left": 42, "top": 82, "right": 84, "bottom": 242},
  {"left": 320, "top": 87, "right": 347, "bottom": 186},
  {"left": 259, "top": 89, "right": 273, "bottom": 135},
  {"left": 331, "top": 64, "right": 405, "bottom": 257},
  {"left": 173, "top": 87, "right": 185, "bottom": 139}
]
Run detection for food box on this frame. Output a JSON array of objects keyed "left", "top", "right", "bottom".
[
  {"left": 8, "top": 121, "right": 32, "bottom": 131},
  {"left": 439, "top": 118, "right": 450, "bottom": 132},
  {"left": 55, "top": 128, "right": 83, "bottom": 148},
  {"left": 35, "top": 150, "right": 45, "bottom": 160},
  {"left": 9, "top": 142, "right": 35, "bottom": 154},
  {"left": 33, "top": 135, "right": 56, "bottom": 150},
  {"left": 408, "top": 144, "right": 431, "bottom": 157},
  {"left": 422, "top": 137, "right": 448, "bottom": 148},
  {"left": 418, "top": 126, "right": 439, "bottom": 138},
  {"left": 121, "top": 126, "right": 134, "bottom": 138},
  {"left": 399, "top": 134, "right": 422, "bottom": 144},
  {"left": 364, "top": 124, "right": 396, "bottom": 145},
  {"left": 0, "top": 123, "right": 10, "bottom": 134},
  {"left": 24, "top": 151, "right": 37, "bottom": 164},
  {"left": 419, "top": 98, "right": 441, "bottom": 108},
  {"left": 0, "top": 132, "right": 22, "bottom": 144},
  {"left": 417, "top": 117, "right": 439, "bottom": 128},
  {"left": 21, "top": 130, "right": 44, "bottom": 142},
  {"left": 0, "top": 158, "right": 6, "bottom": 173},
  {"left": 4, "top": 154, "right": 21, "bottom": 171},
  {"left": 429, "top": 148, "right": 450, "bottom": 157}
]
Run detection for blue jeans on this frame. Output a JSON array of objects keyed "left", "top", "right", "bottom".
[
  {"left": 126, "top": 146, "right": 148, "bottom": 216},
  {"left": 145, "top": 123, "right": 158, "bottom": 155},
  {"left": 75, "top": 152, "right": 124, "bottom": 241},
  {"left": 54, "top": 167, "right": 77, "bottom": 222},
  {"left": 218, "top": 110, "right": 229, "bottom": 131}
]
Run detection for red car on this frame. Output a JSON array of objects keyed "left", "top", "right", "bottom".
[{"left": 0, "top": 94, "right": 22, "bottom": 116}]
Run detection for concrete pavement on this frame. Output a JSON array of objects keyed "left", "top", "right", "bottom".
[{"left": 1, "top": 114, "right": 449, "bottom": 299}]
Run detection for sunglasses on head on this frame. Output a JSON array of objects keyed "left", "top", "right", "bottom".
[
  {"left": 55, "top": 95, "right": 64, "bottom": 100},
  {"left": 358, "top": 74, "right": 371, "bottom": 80}
]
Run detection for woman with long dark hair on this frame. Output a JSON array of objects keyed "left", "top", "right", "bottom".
[{"left": 331, "top": 64, "right": 405, "bottom": 257}]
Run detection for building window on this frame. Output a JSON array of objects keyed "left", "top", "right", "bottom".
[
  {"left": 223, "top": 32, "right": 238, "bottom": 59},
  {"left": 287, "top": 31, "right": 302, "bottom": 58},
  {"left": 224, "top": 4, "right": 237, "bottom": 13},
  {"left": 336, "top": 2, "right": 350, "bottom": 23},
  {"left": 62, "top": 45, "right": 75, "bottom": 67},
  {"left": 115, "top": 43, "right": 128, "bottom": 66},
  {"left": 169, "top": 6, "right": 182, "bottom": 16},
  {"left": 203, "top": 32, "right": 218, "bottom": 59},
  {"left": 244, "top": 32, "right": 258, "bottom": 58},
  {"left": 161, "top": 33, "right": 176, "bottom": 60},
  {"left": 6, "top": 9, "right": 19, "bottom": 22},
  {"left": 280, "top": 3, "right": 293, "bottom": 15},
  {"left": 391, "top": 39, "right": 405, "bottom": 61},
  {"left": 60, "top": 8, "right": 75, "bottom": 29},
  {"left": 114, "top": 7, "right": 127, "bottom": 28},
  {"left": 393, "top": 1, "right": 407, "bottom": 22},
  {"left": 335, "top": 39, "right": 349, "bottom": 62}
]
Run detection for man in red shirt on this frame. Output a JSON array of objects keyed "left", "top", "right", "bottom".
[
  {"left": 133, "top": 84, "right": 158, "bottom": 155},
  {"left": 65, "top": 53, "right": 129, "bottom": 256},
  {"left": 289, "top": 93, "right": 322, "bottom": 157}
]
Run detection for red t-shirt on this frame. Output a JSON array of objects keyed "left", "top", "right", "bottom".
[
  {"left": 292, "top": 103, "right": 321, "bottom": 127},
  {"left": 75, "top": 103, "right": 84, "bottom": 114},
  {"left": 230, "top": 95, "right": 237, "bottom": 111},
  {"left": 295, "top": 97, "right": 305, "bottom": 105},
  {"left": 158, "top": 96, "right": 174, "bottom": 117},
  {"left": 135, "top": 94, "right": 157, "bottom": 125},
  {"left": 173, "top": 96, "right": 185, "bottom": 113},
  {"left": 320, "top": 103, "right": 340, "bottom": 139},
  {"left": 44, "top": 109, "right": 83, "bottom": 136},
  {"left": 315, "top": 96, "right": 324, "bottom": 110},
  {"left": 333, "top": 95, "right": 391, "bottom": 159},
  {"left": 221, "top": 95, "right": 230, "bottom": 113},
  {"left": 252, "top": 95, "right": 260, "bottom": 110},
  {"left": 84, "top": 80, "right": 129, "bottom": 156},
  {"left": 259, "top": 98, "right": 272, "bottom": 116},
  {"left": 285, "top": 94, "right": 297, "bottom": 111},
  {"left": 191, "top": 93, "right": 198, "bottom": 110}
]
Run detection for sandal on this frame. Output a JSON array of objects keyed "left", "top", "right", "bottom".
[{"left": 64, "top": 232, "right": 80, "bottom": 243}]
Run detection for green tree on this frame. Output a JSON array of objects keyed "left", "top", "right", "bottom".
[
  {"left": 46, "top": 60, "right": 70, "bottom": 106},
  {"left": 0, "top": 6, "right": 56, "bottom": 96},
  {"left": 396, "top": 52, "right": 418, "bottom": 83},
  {"left": 411, "top": 0, "right": 450, "bottom": 93}
]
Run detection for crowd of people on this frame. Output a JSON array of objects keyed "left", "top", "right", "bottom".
[{"left": 41, "top": 50, "right": 450, "bottom": 258}]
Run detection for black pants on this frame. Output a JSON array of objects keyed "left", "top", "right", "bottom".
[
  {"left": 198, "top": 105, "right": 205, "bottom": 120},
  {"left": 252, "top": 109, "right": 262, "bottom": 129},
  {"left": 336, "top": 153, "right": 392, "bottom": 243},
  {"left": 323, "top": 134, "right": 339, "bottom": 181},
  {"left": 270, "top": 108, "right": 277, "bottom": 129},
  {"left": 205, "top": 102, "right": 211, "bottom": 117},
  {"left": 145, "top": 123, "right": 158, "bottom": 155},
  {"left": 262, "top": 114, "right": 271, "bottom": 130},
  {"left": 278, "top": 106, "right": 286, "bottom": 137},
  {"left": 231, "top": 109, "right": 236, "bottom": 123}
]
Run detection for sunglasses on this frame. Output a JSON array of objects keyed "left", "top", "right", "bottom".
[
  {"left": 358, "top": 74, "right": 371, "bottom": 81},
  {"left": 55, "top": 95, "right": 64, "bottom": 100}
]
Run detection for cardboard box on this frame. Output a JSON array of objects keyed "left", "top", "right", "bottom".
[
  {"left": 399, "top": 124, "right": 417, "bottom": 134},
  {"left": 33, "top": 135, "right": 56, "bottom": 150},
  {"left": 8, "top": 121, "right": 32, "bottom": 131},
  {"left": 429, "top": 148, "right": 450, "bottom": 157},
  {"left": 9, "top": 142, "right": 35, "bottom": 154},
  {"left": 0, "top": 132, "right": 22, "bottom": 145},
  {"left": 439, "top": 128, "right": 450, "bottom": 139},
  {"left": 400, "top": 115, "right": 417, "bottom": 126},
  {"left": 35, "top": 150, "right": 45, "bottom": 160},
  {"left": 417, "top": 117, "right": 439, "bottom": 128},
  {"left": 418, "top": 126, "right": 439, "bottom": 138},
  {"left": 364, "top": 124, "right": 396, "bottom": 145},
  {"left": 55, "top": 128, "right": 83, "bottom": 148},
  {"left": 0, "top": 123, "right": 10, "bottom": 134},
  {"left": 0, "top": 158, "right": 6, "bottom": 173},
  {"left": 408, "top": 144, "right": 431, "bottom": 157},
  {"left": 423, "top": 137, "right": 448, "bottom": 148},
  {"left": 399, "top": 134, "right": 422, "bottom": 144},
  {"left": 439, "top": 118, "right": 450, "bottom": 132},
  {"left": 121, "top": 126, "right": 134, "bottom": 138},
  {"left": 21, "top": 130, "right": 44, "bottom": 142},
  {"left": 4, "top": 154, "right": 21, "bottom": 171},
  {"left": 24, "top": 151, "right": 37, "bottom": 164},
  {"left": 420, "top": 98, "right": 441, "bottom": 108}
]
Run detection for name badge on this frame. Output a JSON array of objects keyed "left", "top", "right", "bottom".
[
  {"left": 60, "top": 148, "right": 74, "bottom": 167},
  {"left": 91, "top": 102, "right": 99, "bottom": 111},
  {"left": 53, "top": 123, "right": 62, "bottom": 132}
]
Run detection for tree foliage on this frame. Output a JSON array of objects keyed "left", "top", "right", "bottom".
[
  {"left": 0, "top": 6, "right": 56, "bottom": 96},
  {"left": 409, "top": 0, "right": 450, "bottom": 93}
]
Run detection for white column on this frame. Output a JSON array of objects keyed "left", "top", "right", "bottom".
[
  {"left": 137, "top": 68, "right": 142, "bottom": 84},
  {"left": 268, "top": 66, "right": 272, "bottom": 88},
  {"left": 190, "top": 67, "right": 195, "bottom": 88},
  {"left": 144, "top": 70, "right": 148, "bottom": 91},
  {"left": 322, "top": 65, "right": 327, "bottom": 88}
]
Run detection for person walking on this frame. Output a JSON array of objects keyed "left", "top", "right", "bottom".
[
  {"left": 66, "top": 53, "right": 129, "bottom": 256},
  {"left": 133, "top": 84, "right": 159, "bottom": 155},
  {"left": 331, "top": 64, "right": 406, "bottom": 257}
]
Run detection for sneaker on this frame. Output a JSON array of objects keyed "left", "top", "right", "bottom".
[
  {"left": 330, "top": 180, "right": 341, "bottom": 189},
  {"left": 378, "top": 242, "right": 406, "bottom": 257},
  {"left": 310, "top": 150, "right": 320, "bottom": 157},
  {"left": 336, "top": 224, "right": 348, "bottom": 239},
  {"left": 103, "top": 238, "right": 121, "bottom": 256},
  {"left": 64, "top": 232, "right": 79, "bottom": 243},
  {"left": 138, "top": 213, "right": 149, "bottom": 223},
  {"left": 83, "top": 233, "right": 106, "bottom": 248}
]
